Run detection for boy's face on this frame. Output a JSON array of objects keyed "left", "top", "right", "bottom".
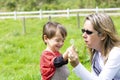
[{"left": 45, "top": 30, "right": 65, "bottom": 52}]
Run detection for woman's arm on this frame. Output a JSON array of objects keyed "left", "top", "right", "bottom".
[
  {"left": 72, "top": 47, "right": 120, "bottom": 80},
  {"left": 73, "top": 63, "right": 98, "bottom": 80},
  {"left": 98, "top": 47, "right": 120, "bottom": 79}
]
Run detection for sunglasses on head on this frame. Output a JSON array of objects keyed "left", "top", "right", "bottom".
[{"left": 81, "top": 29, "right": 93, "bottom": 35}]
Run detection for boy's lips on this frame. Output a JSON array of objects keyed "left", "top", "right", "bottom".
[{"left": 56, "top": 46, "right": 61, "bottom": 49}]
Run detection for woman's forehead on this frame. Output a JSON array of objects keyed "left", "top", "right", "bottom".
[{"left": 83, "top": 20, "right": 94, "bottom": 30}]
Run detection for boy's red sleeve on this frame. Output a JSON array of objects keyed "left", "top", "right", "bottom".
[{"left": 40, "top": 51, "right": 56, "bottom": 80}]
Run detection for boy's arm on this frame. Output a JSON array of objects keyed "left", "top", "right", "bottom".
[
  {"left": 54, "top": 55, "right": 68, "bottom": 68},
  {"left": 53, "top": 46, "right": 71, "bottom": 68}
]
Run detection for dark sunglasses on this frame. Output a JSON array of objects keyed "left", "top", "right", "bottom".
[{"left": 81, "top": 29, "right": 93, "bottom": 35}]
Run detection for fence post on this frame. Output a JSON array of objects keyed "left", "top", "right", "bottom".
[
  {"left": 48, "top": 16, "right": 51, "bottom": 22},
  {"left": 67, "top": 8, "right": 70, "bottom": 18},
  {"left": 77, "top": 13, "right": 80, "bottom": 28},
  {"left": 22, "top": 17, "right": 26, "bottom": 34},
  {"left": 14, "top": 11, "right": 17, "bottom": 20},
  {"left": 39, "top": 9, "right": 42, "bottom": 19},
  {"left": 96, "top": 6, "right": 98, "bottom": 13}
]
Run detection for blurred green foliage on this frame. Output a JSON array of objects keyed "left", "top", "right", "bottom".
[{"left": 0, "top": 0, "right": 120, "bottom": 11}]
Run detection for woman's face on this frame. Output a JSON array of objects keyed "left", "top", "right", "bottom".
[{"left": 82, "top": 20, "right": 103, "bottom": 51}]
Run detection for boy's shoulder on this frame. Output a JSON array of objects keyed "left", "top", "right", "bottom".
[{"left": 41, "top": 50, "right": 61, "bottom": 57}]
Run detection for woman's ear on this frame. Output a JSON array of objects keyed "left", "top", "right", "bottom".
[
  {"left": 99, "top": 33, "right": 106, "bottom": 40},
  {"left": 98, "top": 32, "right": 106, "bottom": 40},
  {"left": 101, "top": 36, "right": 105, "bottom": 40}
]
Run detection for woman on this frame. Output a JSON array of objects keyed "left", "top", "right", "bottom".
[{"left": 69, "top": 13, "right": 120, "bottom": 80}]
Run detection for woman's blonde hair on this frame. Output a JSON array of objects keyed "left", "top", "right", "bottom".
[{"left": 85, "top": 13, "right": 120, "bottom": 63}]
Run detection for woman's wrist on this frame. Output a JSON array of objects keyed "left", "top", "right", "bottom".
[{"left": 70, "top": 59, "right": 79, "bottom": 67}]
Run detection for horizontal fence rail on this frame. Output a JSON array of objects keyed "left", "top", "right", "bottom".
[{"left": 0, "top": 7, "right": 120, "bottom": 19}]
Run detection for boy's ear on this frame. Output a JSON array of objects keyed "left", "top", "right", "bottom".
[{"left": 44, "top": 35, "right": 48, "bottom": 42}]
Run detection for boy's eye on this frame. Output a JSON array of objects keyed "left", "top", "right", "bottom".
[
  {"left": 62, "top": 40, "right": 64, "bottom": 43},
  {"left": 55, "top": 39, "right": 64, "bottom": 42},
  {"left": 56, "top": 39, "right": 60, "bottom": 42}
]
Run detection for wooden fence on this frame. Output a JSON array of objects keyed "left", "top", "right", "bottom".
[{"left": 0, "top": 7, "right": 120, "bottom": 20}]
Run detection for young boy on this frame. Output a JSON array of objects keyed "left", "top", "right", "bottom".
[{"left": 40, "top": 21, "right": 70, "bottom": 80}]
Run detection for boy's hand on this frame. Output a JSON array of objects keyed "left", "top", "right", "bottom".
[
  {"left": 63, "top": 45, "right": 74, "bottom": 61},
  {"left": 68, "top": 45, "right": 79, "bottom": 67}
]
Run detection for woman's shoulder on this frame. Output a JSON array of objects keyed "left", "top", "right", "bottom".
[
  {"left": 109, "top": 47, "right": 120, "bottom": 58},
  {"left": 112, "top": 46, "right": 120, "bottom": 51}
]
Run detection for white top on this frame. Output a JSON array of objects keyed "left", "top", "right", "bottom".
[{"left": 73, "top": 47, "right": 120, "bottom": 80}]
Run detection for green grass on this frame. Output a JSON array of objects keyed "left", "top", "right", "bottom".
[{"left": 0, "top": 16, "right": 120, "bottom": 80}]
